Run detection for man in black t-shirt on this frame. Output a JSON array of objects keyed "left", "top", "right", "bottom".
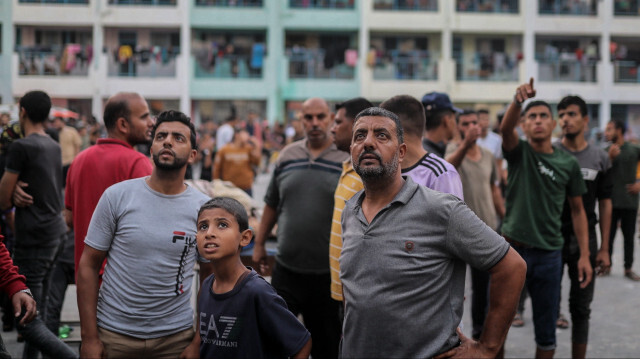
[
  {"left": 0, "top": 91, "right": 76, "bottom": 358},
  {"left": 555, "top": 95, "right": 612, "bottom": 359}
]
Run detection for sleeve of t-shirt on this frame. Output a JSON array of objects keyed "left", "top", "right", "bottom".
[
  {"left": 445, "top": 201, "right": 510, "bottom": 271},
  {"left": 256, "top": 281, "right": 311, "bottom": 356},
  {"left": 4, "top": 142, "right": 26, "bottom": 174},
  {"left": 489, "top": 153, "right": 498, "bottom": 185},
  {"left": 432, "top": 171, "right": 464, "bottom": 201},
  {"left": 65, "top": 165, "right": 74, "bottom": 210},
  {"left": 263, "top": 167, "right": 280, "bottom": 209},
  {"left": 567, "top": 159, "right": 587, "bottom": 198},
  {"left": 597, "top": 151, "right": 613, "bottom": 200},
  {"left": 130, "top": 156, "right": 153, "bottom": 179},
  {"left": 84, "top": 189, "right": 118, "bottom": 252},
  {"left": 502, "top": 138, "right": 523, "bottom": 164}
]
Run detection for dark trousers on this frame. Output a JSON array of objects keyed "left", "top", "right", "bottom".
[
  {"left": 470, "top": 267, "right": 489, "bottom": 340},
  {"left": 609, "top": 208, "right": 638, "bottom": 270},
  {"left": 271, "top": 262, "right": 341, "bottom": 359},
  {"left": 45, "top": 231, "right": 75, "bottom": 337},
  {"left": 13, "top": 236, "right": 77, "bottom": 359},
  {"left": 559, "top": 232, "right": 597, "bottom": 344}
]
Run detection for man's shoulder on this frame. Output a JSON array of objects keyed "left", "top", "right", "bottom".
[{"left": 405, "top": 153, "right": 458, "bottom": 177}]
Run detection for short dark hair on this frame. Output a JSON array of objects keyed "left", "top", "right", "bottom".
[
  {"left": 198, "top": 197, "right": 249, "bottom": 232},
  {"left": 523, "top": 100, "right": 552, "bottom": 116},
  {"left": 103, "top": 96, "right": 132, "bottom": 131},
  {"left": 151, "top": 110, "right": 197, "bottom": 150},
  {"left": 425, "top": 109, "right": 452, "bottom": 131},
  {"left": 380, "top": 95, "right": 425, "bottom": 137},
  {"left": 609, "top": 119, "right": 627, "bottom": 134},
  {"left": 335, "top": 97, "right": 373, "bottom": 122},
  {"left": 456, "top": 109, "right": 477, "bottom": 123},
  {"left": 477, "top": 108, "right": 489, "bottom": 115},
  {"left": 19, "top": 91, "right": 51, "bottom": 124},
  {"left": 557, "top": 95, "right": 588, "bottom": 117},
  {"left": 354, "top": 107, "right": 404, "bottom": 144}
]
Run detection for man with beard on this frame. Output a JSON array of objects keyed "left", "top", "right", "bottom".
[
  {"left": 77, "top": 110, "right": 212, "bottom": 359},
  {"left": 604, "top": 119, "right": 640, "bottom": 281},
  {"left": 554, "top": 95, "right": 612, "bottom": 359},
  {"left": 340, "top": 107, "right": 526, "bottom": 358},
  {"left": 253, "top": 97, "right": 347, "bottom": 359},
  {"left": 328, "top": 97, "right": 372, "bottom": 305},
  {"left": 66, "top": 92, "right": 154, "bottom": 277}
]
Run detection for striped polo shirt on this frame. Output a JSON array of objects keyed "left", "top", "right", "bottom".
[
  {"left": 264, "top": 139, "right": 348, "bottom": 274},
  {"left": 329, "top": 160, "right": 363, "bottom": 301}
]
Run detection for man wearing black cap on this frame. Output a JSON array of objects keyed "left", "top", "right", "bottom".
[{"left": 421, "top": 92, "right": 462, "bottom": 158}]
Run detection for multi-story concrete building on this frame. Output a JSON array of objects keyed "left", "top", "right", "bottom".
[{"left": 1, "top": 0, "right": 639, "bottom": 137}]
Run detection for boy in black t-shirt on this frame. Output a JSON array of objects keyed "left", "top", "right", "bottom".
[{"left": 195, "top": 197, "right": 311, "bottom": 359}]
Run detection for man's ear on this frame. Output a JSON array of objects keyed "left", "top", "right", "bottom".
[{"left": 116, "top": 117, "right": 129, "bottom": 135}]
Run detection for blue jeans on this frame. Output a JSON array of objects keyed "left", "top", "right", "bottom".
[
  {"left": 13, "top": 236, "right": 77, "bottom": 359},
  {"left": 512, "top": 246, "right": 562, "bottom": 351}
]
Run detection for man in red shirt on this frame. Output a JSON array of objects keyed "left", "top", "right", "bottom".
[{"left": 65, "top": 92, "right": 154, "bottom": 274}]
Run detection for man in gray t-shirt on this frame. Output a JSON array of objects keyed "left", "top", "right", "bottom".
[
  {"left": 340, "top": 107, "right": 526, "bottom": 358},
  {"left": 77, "top": 111, "right": 212, "bottom": 359}
]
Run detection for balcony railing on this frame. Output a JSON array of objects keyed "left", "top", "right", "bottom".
[
  {"left": 456, "top": 0, "right": 518, "bottom": 13},
  {"left": 194, "top": 55, "right": 263, "bottom": 78},
  {"left": 18, "top": 0, "right": 88, "bottom": 3},
  {"left": 614, "top": 61, "right": 640, "bottom": 83},
  {"left": 18, "top": 45, "right": 92, "bottom": 76},
  {"left": 538, "top": 0, "right": 597, "bottom": 15},
  {"left": 108, "top": 47, "right": 178, "bottom": 77},
  {"left": 372, "top": 50, "right": 438, "bottom": 80},
  {"left": 287, "top": 48, "right": 355, "bottom": 79},
  {"left": 454, "top": 51, "right": 519, "bottom": 81},
  {"left": 536, "top": 56, "right": 597, "bottom": 82},
  {"left": 289, "top": 0, "right": 355, "bottom": 9},
  {"left": 195, "top": 0, "right": 263, "bottom": 6},
  {"left": 108, "top": 0, "right": 176, "bottom": 5},
  {"left": 373, "top": 0, "right": 437, "bottom": 11},
  {"left": 614, "top": 0, "right": 639, "bottom": 15}
]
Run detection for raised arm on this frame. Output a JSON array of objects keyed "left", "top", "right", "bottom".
[{"left": 501, "top": 78, "right": 536, "bottom": 152}]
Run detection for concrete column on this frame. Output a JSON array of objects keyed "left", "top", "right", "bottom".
[
  {"left": 265, "top": 2, "right": 283, "bottom": 124},
  {"left": 0, "top": 1, "right": 14, "bottom": 103},
  {"left": 523, "top": 0, "right": 536, "bottom": 80},
  {"left": 179, "top": 0, "right": 190, "bottom": 116},
  {"left": 92, "top": 0, "right": 105, "bottom": 122},
  {"left": 599, "top": 0, "right": 612, "bottom": 128}
]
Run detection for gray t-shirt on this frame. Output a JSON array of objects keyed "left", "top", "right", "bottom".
[
  {"left": 340, "top": 176, "right": 509, "bottom": 358},
  {"left": 85, "top": 177, "right": 210, "bottom": 339}
]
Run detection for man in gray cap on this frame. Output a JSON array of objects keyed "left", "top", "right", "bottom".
[{"left": 421, "top": 92, "right": 462, "bottom": 158}]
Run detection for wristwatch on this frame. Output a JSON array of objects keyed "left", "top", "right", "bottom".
[{"left": 17, "top": 289, "right": 33, "bottom": 298}]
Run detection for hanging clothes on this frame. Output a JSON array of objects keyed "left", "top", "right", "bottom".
[{"left": 250, "top": 43, "right": 265, "bottom": 69}]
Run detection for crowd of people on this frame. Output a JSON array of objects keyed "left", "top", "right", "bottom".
[{"left": 0, "top": 77, "right": 638, "bottom": 358}]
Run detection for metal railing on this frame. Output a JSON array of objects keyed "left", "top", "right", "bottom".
[
  {"left": 108, "top": 0, "right": 176, "bottom": 5},
  {"left": 194, "top": 55, "right": 263, "bottom": 78},
  {"left": 614, "top": 61, "right": 640, "bottom": 83},
  {"left": 453, "top": 51, "right": 519, "bottom": 81},
  {"left": 614, "top": 0, "right": 639, "bottom": 15},
  {"left": 17, "top": 45, "right": 91, "bottom": 76},
  {"left": 372, "top": 50, "right": 438, "bottom": 80},
  {"left": 194, "top": 0, "right": 263, "bottom": 6},
  {"left": 289, "top": 0, "right": 355, "bottom": 9},
  {"left": 287, "top": 48, "right": 355, "bottom": 79},
  {"left": 538, "top": 0, "right": 597, "bottom": 15},
  {"left": 108, "top": 47, "right": 179, "bottom": 77},
  {"left": 19, "top": 0, "right": 88, "bottom": 3},
  {"left": 372, "top": 0, "right": 437, "bottom": 11},
  {"left": 456, "top": 0, "right": 518, "bottom": 13},
  {"left": 537, "top": 58, "right": 598, "bottom": 82}
]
